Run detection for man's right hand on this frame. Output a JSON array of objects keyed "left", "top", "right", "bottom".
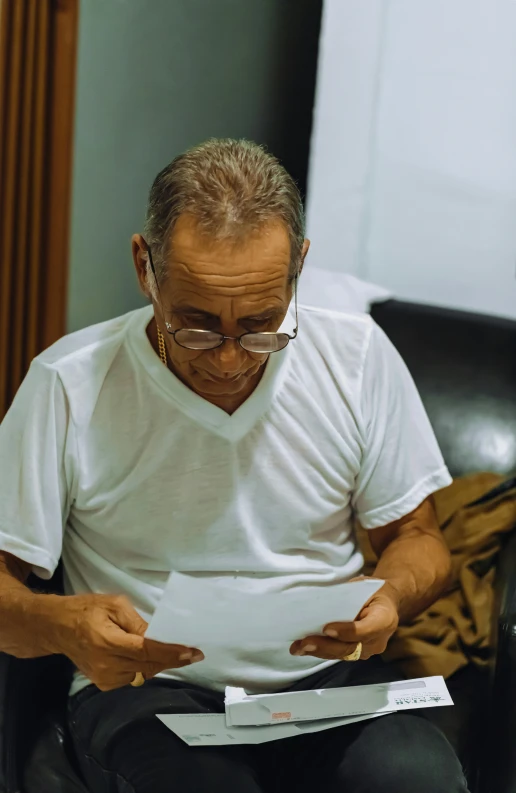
[{"left": 54, "top": 593, "right": 204, "bottom": 691}]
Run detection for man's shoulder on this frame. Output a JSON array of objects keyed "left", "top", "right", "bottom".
[
  {"left": 298, "top": 303, "right": 374, "bottom": 329},
  {"left": 297, "top": 304, "right": 375, "bottom": 356},
  {"left": 32, "top": 307, "right": 151, "bottom": 425},
  {"left": 290, "top": 305, "right": 378, "bottom": 405},
  {"left": 36, "top": 307, "right": 149, "bottom": 373}
]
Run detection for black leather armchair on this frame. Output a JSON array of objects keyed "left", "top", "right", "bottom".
[{"left": 1, "top": 299, "right": 515, "bottom": 793}]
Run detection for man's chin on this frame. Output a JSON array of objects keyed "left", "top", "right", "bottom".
[{"left": 193, "top": 374, "right": 247, "bottom": 396}]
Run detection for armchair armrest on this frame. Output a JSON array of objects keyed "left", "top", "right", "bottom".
[
  {"left": 481, "top": 529, "right": 516, "bottom": 793},
  {"left": 0, "top": 653, "right": 16, "bottom": 793},
  {"left": 0, "top": 651, "right": 74, "bottom": 793},
  {"left": 0, "top": 566, "right": 70, "bottom": 792}
]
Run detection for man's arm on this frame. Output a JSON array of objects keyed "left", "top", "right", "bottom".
[
  {"left": 290, "top": 497, "right": 452, "bottom": 660},
  {"left": 368, "top": 495, "right": 452, "bottom": 623},
  {"left": 0, "top": 551, "right": 204, "bottom": 689},
  {"left": 0, "top": 551, "right": 61, "bottom": 657}
]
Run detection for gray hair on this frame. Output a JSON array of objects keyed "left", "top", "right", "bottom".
[{"left": 143, "top": 138, "right": 305, "bottom": 297}]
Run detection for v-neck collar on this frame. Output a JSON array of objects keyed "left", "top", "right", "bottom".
[{"left": 127, "top": 306, "right": 291, "bottom": 442}]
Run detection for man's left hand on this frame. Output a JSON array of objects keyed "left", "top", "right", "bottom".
[{"left": 289, "top": 581, "right": 400, "bottom": 661}]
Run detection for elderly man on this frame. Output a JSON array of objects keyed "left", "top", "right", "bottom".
[{"left": 0, "top": 139, "right": 468, "bottom": 793}]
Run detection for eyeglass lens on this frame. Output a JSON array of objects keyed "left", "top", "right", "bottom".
[
  {"left": 173, "top": 329, "right": 290, "bottom": 354},
  {"left": 242, "top": 333, "right": 290, "bottom": 353}
]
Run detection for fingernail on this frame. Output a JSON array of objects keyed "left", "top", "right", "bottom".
[
  {"left": 325, "top": 629, "right": 339, "bottom": 638},
  {"left": 191, "top": 651, "right": 205, "bottom": 663}
]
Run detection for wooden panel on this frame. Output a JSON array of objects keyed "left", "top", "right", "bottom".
[
  {"left": 25, "top": 0, "right": 50, "bottom": 364},
  {"left": 42, "top": 0, "right": 79, "bottom": 351},
  {"left": 0, "top": 0, "right": 25, "bottom": 416},
  {"left": 11, "top": 0, "right": 38, "bottom": 391},
  {"left": 0, "top": 0, "right": 78, "bottom": 418}
]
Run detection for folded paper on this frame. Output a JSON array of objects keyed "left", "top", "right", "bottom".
[
  {"left": 157, "top": 711, "right": 389, "bottom": 746},
  {"left": 225, "top": 676, "right": 453, "bottom": 726}
]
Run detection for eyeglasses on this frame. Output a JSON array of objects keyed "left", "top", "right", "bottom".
[{"left": 146, "top": 244, "right": 299, "bottom": 354}]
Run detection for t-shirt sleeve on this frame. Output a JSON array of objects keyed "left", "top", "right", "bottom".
[
  {"left": 0, "top": 360, "right": 73, "bottom": 579},
  {"left": 352, "top": 321, "right": 452, "bottom": 529}
]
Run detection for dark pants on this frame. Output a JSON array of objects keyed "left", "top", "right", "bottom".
[{"left": 67, "top": 657, "right": 469, "bottom": 793}]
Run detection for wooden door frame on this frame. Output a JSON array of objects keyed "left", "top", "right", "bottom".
[
  {"left": 0, "top": 0, "right": 79, "bottom": 416},
  {"left": 42, "top": 0, "right": 79, "bottom": 349}
]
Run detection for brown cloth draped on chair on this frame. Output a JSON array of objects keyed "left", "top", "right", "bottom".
[
  {"left": 0, "top": 0, "right": 78, "bottom": 419},
  {"left": 357, "top": 473, "right": 516, "bottom": 679}
]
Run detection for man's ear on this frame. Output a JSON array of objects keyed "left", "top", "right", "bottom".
[
  {"left": 132, "top": 234, "right": 152, "bottom": 298},
  {"left": 298, "top": 238, "right": 310, "bottom": 277}
]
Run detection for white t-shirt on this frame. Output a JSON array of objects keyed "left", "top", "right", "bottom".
[{"left": 0, "top": 304, "right": 451, "bottom": 695}]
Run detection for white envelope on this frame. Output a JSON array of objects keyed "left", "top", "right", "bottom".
[
  {"left": 225, "top": 676, "right": 453, "bottom": 726},
  {"left": 157, "top": 711, "right": 391, "bottom": 746},
  {"left": 146, "top": 572, "right": 384, "bottom": 647}
]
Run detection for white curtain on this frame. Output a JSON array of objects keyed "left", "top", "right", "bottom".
[{"left": 307, "top": 0, "right": 516, "bottom": 319}]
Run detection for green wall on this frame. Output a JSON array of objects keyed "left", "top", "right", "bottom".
[{"left": 67, "top": 0, "right": 321, "bottom": 331}]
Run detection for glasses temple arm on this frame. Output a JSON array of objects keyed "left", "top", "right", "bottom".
[{"left": 292, "top": 274, "right": 299, "bottom": 335}]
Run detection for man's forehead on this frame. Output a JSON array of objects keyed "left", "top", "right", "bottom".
[
  {"left": 166, "top": 278, "right": 288, "bottom": 313},
  {"left": 160, "top": 216, "right": 293, "bottom": 308},
  {"left": 162, "top": 268, "right": 289, "bottom": 320},
  {"left": 167, "top": 263, "right": 288, "bottom": 293}
]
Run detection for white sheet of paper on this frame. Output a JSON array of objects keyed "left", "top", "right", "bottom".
[
  {"left": 157, "top": 711, "right": 391, "bottom": 746},
  {"left": 146, "top": 572, "right": 384, "bottom": 646},
  {"left": 225, "top": 676, "right": 453, "bottom": 726}
]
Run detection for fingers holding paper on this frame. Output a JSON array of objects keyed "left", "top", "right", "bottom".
[
  {"left": 290, "top": 582, "right": 399, "bottom": 662},
  {"left": 55, "top": 593, "right": 205, "bottom": 691}
]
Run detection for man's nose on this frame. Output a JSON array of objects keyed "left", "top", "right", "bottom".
[{"left": 215, "top": 338, "right": 245, "bottom": 373}]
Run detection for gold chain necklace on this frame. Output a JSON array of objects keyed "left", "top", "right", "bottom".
[{"left": 157, "top": 327, "right": 168, "bottom": 367}]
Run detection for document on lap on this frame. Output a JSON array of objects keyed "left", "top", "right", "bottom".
[
  {"left": 156, "top": 711, "right": 390, "bottom": 746},
  {"left": 145, "top": 571, "right": 385, "bottom": 646},
  {"left": 157, "top": 677, "right": 453, "bottom": 746}
]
